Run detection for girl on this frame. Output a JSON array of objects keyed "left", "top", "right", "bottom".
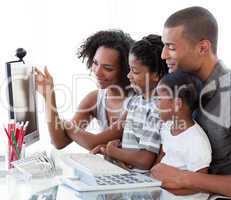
[{"left": 92, "top": 35, "right": 168, "bottom": 171}]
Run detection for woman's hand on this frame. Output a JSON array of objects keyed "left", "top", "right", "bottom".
[{"left": 35, "top": 66, "right": 54, "bottom": 99}]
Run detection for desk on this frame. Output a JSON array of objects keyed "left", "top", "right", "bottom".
[
  {"left": 26, "top": 184, "right": 231, "bottom": 200},
  {"left": 0, "top": 150, "right": 228, "bottom": 200},
  {"left": 1, "top": 150, "right": 162, "bottom": 200},
  {"left": 15, "top": 183, "right": 229, "bottom": 200},
  {"left": 57, "top": 185, "right": 161, "bottom": 200}
]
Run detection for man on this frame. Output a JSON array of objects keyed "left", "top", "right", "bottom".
[{"left": 151, "top": 6, "right": 231, "bottom": 197}]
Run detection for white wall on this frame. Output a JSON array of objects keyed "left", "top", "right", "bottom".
[{"left": 0, "top": 0, "right": 230, "bottom": 153}]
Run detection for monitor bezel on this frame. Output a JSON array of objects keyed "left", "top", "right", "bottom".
[{"left": 6, "top": 61, "right": 40, "bottom": 146}]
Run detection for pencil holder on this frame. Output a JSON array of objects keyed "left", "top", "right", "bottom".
[{"left": 7, "top": 141, "right": 25, "bottom": 169}]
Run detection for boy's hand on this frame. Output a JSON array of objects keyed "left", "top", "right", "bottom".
[{"left": 90, "top": 144, "right": 107, "bottom": 155}]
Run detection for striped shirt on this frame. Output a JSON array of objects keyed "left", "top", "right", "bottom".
[{"left": 122, "top": 95, "right": 162, "bottom": 154}]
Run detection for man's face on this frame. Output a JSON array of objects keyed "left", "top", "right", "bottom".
[{"left": 161, "top": 25, "right": 200, "bottom": 73}]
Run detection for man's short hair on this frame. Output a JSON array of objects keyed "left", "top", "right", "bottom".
[{"left": 164, "top": 6, "right": 218, "bottom": 54}]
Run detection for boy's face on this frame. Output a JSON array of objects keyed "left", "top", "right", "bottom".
[
  {"left": 161, "top": 25, "right": 201, "bottom": 73},
  {"left": 128, "top": 54, "right": 158, "bottom": 94},
  {"left": 157, "top": 85, "right": 174, "bottom": 121}
]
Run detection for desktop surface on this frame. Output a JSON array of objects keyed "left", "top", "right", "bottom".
[
  {"left": 28, "top": 185, "right": 230, "bottom": 200},
  {"left": 2, "top": 149, "right": 227, "bottom": 200},
  {"left": 27, "top": 184, "right": 162, "bottom": 200},
  {"left": 4, "top": 150, "right": 162, "bottom": 200},
  {"left": 61, "top": 185, "right": 161, "bottom": 200}
]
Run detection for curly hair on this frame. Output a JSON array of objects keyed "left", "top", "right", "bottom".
[
  {"left": 77, "top": 30, "right": 134, "bottom": 88},
  {"left": 129, "top": 34, "right": 168, "bottom": 79}
]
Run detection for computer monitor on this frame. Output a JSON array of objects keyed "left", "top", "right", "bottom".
[{"left": 6, "top": 61, "right": 39, "bottom": 146}]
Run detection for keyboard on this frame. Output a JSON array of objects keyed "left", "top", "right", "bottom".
[
  {"left": 61, "top": 153, "right": 161, "bottom": 191},
  {"left": 67, "top": 153, "right": 128, "bottom": 176}
]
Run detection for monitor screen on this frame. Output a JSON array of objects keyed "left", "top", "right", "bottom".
[{"left": 6, "top": 61, "right": 39, "bottom": 146}]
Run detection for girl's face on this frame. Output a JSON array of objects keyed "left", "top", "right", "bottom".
[
  {"left": 92, "top": 46, "right": 122, "bottom": 89},
  {"left": 127, "top": 54, "right": 159, "bottom": 95},
  {"left": 157, "top": 84, "right": 174, "bottom": 121}
]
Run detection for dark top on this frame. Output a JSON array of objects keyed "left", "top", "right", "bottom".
[{"left": 195, "top": 60, "right": 231, "bottom": 175}]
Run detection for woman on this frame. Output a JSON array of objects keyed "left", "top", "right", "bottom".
[{"left": 36, "top": 30, "right": 134, "bottom": 149}]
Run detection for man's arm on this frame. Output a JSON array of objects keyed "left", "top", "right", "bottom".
[
  {"left": 164, "top": 168, "right": 209, "bottom": 196},
  {"left": 151, "top": 163, "right": 231, "bottom": 197},
  {"left": 185, "top": 171, "right": 231, "bottom": 197}
]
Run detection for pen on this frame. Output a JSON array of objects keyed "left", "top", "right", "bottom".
[
  {"left": 11, "top": 130, "right": 20, "bottom": 159},
  {"left": 15, "top": 122, "right": 20, "bottom": 143},
  {"left": 3, "top": 127, "right": 11, "bottom": 145},
  {"left": 18, "top": 121, "right": 29, "bottom": 154},
  {"left": 4, "top": 126, "right": 17, "bottom": 163},
  {"left": 8, "top": 120, "right": 20, "bottom": 159}
]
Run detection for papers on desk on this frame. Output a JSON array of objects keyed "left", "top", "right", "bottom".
[{"left": 12, "top": 151, "right": 62, "bottom": 180}]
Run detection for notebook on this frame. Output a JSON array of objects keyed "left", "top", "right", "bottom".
[{"left": 61, "top": 153, "right": 161, "bottom": 191}]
